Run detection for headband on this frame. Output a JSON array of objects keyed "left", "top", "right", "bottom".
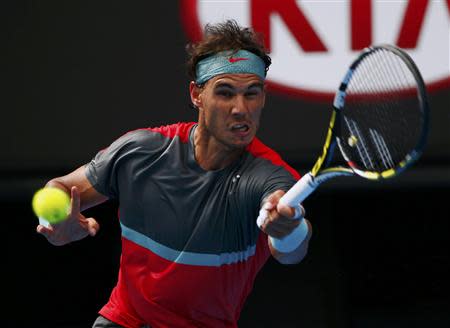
[{"left": 195, "top": 49, "right": 266, "bottom": 85}]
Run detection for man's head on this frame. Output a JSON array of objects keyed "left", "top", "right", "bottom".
[
  {"left": 187, "top": 20, "right": 271, "bottom": 150},
  {"left": 186, "top": 20, "right": 271, "bottom": 84}
]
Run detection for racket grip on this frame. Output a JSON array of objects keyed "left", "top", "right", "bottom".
[
  {"left": 269, "top": 172, "right": 317, "bottom": 253},
  {"left": 279, "top": 172, "right": 317, "bottom": 207}
]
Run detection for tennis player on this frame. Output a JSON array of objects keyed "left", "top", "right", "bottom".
[{"left": 36, "top": 20, "right": 312, "bottom": 328}]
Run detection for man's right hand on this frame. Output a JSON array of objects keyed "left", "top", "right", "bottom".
[{"left": 36, "top": 186, "right": 100, "bottom": 246}]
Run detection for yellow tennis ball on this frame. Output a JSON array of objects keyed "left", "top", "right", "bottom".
[
  {"left": 32, "top": 187, "right": 71, "bottom": 224},
  {"left": 348, "top": 135, "right": 358, "bottom": 147}
]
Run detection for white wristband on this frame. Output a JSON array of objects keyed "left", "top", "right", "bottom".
[{"left": 270, "top": 218, "right": 309, "bottom": 253}]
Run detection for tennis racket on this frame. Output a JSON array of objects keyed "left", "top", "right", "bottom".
[{"left": 270, "top": 44, "right": 429, "bottom": 252}]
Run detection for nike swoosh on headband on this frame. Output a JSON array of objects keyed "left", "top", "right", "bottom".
[{"left": 228, "top": 57, "right": 249, "bottom": 63}]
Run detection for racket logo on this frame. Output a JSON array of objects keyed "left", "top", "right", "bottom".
[{"left": 181, "top": 0, "right": 450, "bottom": 100}]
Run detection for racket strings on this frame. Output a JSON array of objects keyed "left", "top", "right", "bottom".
[{"left": 339, "top": 48, "right": 424, "bottom": 173}]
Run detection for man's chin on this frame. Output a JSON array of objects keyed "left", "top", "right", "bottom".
[
  {"left": 229, "top": 136, "right": 254, "bottom": 149},
  {"left": 219, "top": 130, "right": 256, "bottom": 150}
]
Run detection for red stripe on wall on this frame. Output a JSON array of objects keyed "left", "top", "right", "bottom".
[
  {"left": 396, "top": 0, "right": 429, "bottom": 48},
  {"left": 351, "top": 0, "right": 372, "bottom": 50}
]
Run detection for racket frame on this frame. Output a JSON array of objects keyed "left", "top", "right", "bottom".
[
  {"left": 270, "top": 44, "right": 429, "bottom": 252},
  {"left": 287, "top": 44, "right": 430, "bottom": 199},
  {"left": 333, "top": 44, "right": 430, "bottom": 181}
]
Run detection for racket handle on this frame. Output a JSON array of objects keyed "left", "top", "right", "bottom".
[
  {"left": 279, "top": 172, "right": 317, "bottom": 207},
  {"left": 269, "top": 172, "right": 317, "bottom": 252}
]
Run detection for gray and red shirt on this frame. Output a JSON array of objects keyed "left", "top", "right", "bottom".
[{"left": 86, "top": 122, "right": 299, "bottom": 328}]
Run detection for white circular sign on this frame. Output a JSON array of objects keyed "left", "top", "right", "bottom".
[{"left": 181, "top": 0, "right": 450, "bottom": 100}]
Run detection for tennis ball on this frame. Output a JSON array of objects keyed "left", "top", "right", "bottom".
[
  {"left": 348, "top": 135, "right": 358, "bottom": 147},
  {"left": 32, "top": 187, "right": 71, "bottom": 224}
]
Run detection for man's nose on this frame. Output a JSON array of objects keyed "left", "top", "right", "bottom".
[{"left": 231, "top": 95, "right": 247, "bottom": 116}]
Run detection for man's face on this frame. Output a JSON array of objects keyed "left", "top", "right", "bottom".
[{"left": 192, "top": 73, "right": 266, "bottom": 149}]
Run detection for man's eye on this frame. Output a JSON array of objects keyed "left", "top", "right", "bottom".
[
  {"left": 217, "top": 90, "right": 234, "bottom": 98},
  {"left": 245, "top": 90, "right": 262, "bottom": 98}
]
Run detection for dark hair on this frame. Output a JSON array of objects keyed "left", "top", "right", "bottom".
[{"left": 186, "top": 20, "right": 271, "bottom": 82}]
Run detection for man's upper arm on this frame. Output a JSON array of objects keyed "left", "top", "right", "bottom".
[{"left": 47, "top": 165, "right": 109, "bottom": 212}]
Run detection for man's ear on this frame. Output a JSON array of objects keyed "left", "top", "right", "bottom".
[{"left": 189, "top": 81, "right": 202, "bottom": 108}]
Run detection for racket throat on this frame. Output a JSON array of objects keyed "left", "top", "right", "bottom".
[{"left": 312, "top": 111, "right": 337, "bottom": 176}]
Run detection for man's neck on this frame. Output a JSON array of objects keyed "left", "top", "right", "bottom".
[{"left": 193, "top": 125, "right": 244, "bottom": 171}]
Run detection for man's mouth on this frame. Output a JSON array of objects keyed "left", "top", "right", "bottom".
[{"left": 231, "top": 123, "right": 250, "bottom": 132}]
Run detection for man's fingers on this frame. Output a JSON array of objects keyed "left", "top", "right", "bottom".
[
  {"left": 86, "top": 218, "right": 100, "bottom": 236},
  {"left": 261, "top": 210, "right": 301, "bottom": 230},
  {"left": 79, "top": 217, "right": 100, "bottom": 236},
  {"left": 265, "top": 224, "right": 295, "bottom": 239},
  {"left": 70, "top": 186, "right": 81, "bottom": 216},
  {"left": 268, "top": 214, "right": 301, "bottom": 229},
  {"left": 36, "top": 225, "right": 60, "bottom": 244},
  {"left": 262, "top": 201, "right": 275, "bottom": 211},
  {"left": 264, "top": 190, "right": 284, "bottom": 205},
  {"left": 277, "top": 202, "right": 305, "bottom": 220},
  {"left": 36, "top": 224, "right": 54, "bottom": 235},
  {"left": 277, "top": 203, "right": 295, "bottom": 219}
]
